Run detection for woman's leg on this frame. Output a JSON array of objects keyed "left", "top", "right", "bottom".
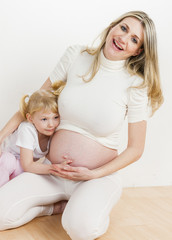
[
  {"left": 0, "top": 172, "right": 67, "bottom": 230},
  {"left": 62, "top": 173, "right": 122, "bottom": 240},
  {"left": 0, "top": 152, "right": 17, "bottom": 187}
]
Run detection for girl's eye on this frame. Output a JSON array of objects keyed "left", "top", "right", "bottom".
[
  {"left": 132, "top": 37, "right": 137, "bottom": 44},
  {"left": 41, "top": 118, "right": 47, "bottom": 121},
  {"left": 54, "top": 115, "right": 59, "bottom": 119},
  {"left": 121, "top": 25, "right": 127, "bottom": 32}
]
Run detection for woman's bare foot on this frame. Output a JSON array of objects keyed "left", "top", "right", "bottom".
[{"left": 53, "top": 200, "right": 68, "bottom": 215}]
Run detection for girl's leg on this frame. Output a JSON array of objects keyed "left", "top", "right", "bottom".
[
  {"left": 62, "top": 173, "right": 122, "bottom": 240},
  {"left": 0, "top": 152, "right": 17, "bottom": 187},
  {"left": 0, "top": 172, "right": 67, "bottom": 230},
  {"left": 10, "top": 158, "right": 23, "bottom": 179}
]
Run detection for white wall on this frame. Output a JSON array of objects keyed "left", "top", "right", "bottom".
[{"left": 0, "top": 0, "right": 172, "bottom": 187}]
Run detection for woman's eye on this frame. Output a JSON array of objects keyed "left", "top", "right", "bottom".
[
  {"left": 121, "top": 25, "right": 127, "bottom": 32},
  {"left": 132, "top": 37, "right": 137, "bottom": 44}
]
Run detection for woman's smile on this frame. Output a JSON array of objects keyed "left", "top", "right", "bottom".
[
  {"left": 113, "top": 39, "right": 124, "bottom": 51},
  {"left": 103, "top": 17, "right": 144, "bottom": 61}
]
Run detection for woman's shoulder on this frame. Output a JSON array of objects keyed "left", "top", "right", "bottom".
[
  {"left": 129, "top": 74, "right": 144, "bottom": 87},
  {"left": 64, "top": 44, "right": 86, "bottom": 56},
  {"left": 59, "top": 44, "right": 87, "bottom": 65}
]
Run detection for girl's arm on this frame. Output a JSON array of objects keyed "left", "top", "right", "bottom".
[
  {"left": 20, "top": 147, "right": 53, "bottom": 174},
  {"left": 20, "top": 147, "right": 72, "bottom": 175},
  {"left": 50, "top": 121, "right": 147, "bottom": 180}
]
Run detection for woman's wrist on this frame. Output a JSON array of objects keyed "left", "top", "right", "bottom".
[{"left": 91, "top": 167, "right": 105, "bottom": 179}]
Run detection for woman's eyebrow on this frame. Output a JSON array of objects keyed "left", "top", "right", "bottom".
[{"left": 122, "top": 22, "right": 141, "bottom": 41}]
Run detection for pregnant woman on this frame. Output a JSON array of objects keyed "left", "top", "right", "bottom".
[{"left": 0, "top": 11, "right": 163, "bottom": 240}]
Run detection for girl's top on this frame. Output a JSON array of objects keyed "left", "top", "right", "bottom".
[
  {"left": 50, "top": 45, "right": 148, "bottom": 149},
  {"left": 2, "top": 121, "right": 49, "bottom": 159}
]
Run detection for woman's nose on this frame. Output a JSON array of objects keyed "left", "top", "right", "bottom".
[{"left": 119, "top": 34, "right": 129, "bottom": 44}]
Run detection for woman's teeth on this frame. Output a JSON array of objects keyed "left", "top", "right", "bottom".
[{"left": 113, "top": 40, "right": 123, "bottom": 50}]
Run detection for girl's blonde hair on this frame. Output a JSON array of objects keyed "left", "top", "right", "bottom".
[
  {"left": 20, "top": 81, "right": 66, "bottom": 119},
  {"left": 82, "top": 10, "right": 163, "bottom": 115}
]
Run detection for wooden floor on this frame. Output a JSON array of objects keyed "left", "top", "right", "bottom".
[{"left": 0, "top": 186, "right": 171, "bottom": 240}]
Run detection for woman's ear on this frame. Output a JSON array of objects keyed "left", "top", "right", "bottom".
[
  {"left": 133, "top": 48, "right": 143, "bottom": 56},
  {"left": 26, "top": 113, "right": 33, "bottom": 123}
]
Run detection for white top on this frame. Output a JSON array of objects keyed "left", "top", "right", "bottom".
[
  {"left": 50, "top": 45, "right": 148, "bottom": 149},
  {"left": 2, "top": 122, "right": 49, "bottom": 159}
]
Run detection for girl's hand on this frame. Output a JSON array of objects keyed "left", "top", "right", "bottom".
[
  {"left": 51, "top": 160, "right": 73, "bottom": 172},
  {"left": 50, "top": 162, "right": 95, "bottom": 181}
]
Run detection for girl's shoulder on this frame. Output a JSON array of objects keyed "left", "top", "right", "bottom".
[{"left": 18, "top": 121, "right": 37, "bottom": 135}]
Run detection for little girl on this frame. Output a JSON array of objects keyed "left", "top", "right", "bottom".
[{"left": 0, "top": 81, "right": 65, "bottom": 187}]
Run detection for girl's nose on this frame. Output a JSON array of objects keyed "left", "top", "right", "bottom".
[{"left": 48, "top": 120, "right": 54, "bottom": 127}]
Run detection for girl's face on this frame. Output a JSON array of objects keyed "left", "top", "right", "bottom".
[
  {"left": 103, "top": 17, "right": 144, "bottom": 61},
  {"left": 27, "top": 110, "right": 60, "bottom": 136}
]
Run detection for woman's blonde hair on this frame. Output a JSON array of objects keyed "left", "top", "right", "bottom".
[
  {"left": 20, "top": 81, "right": 66, "bottom": 119},
  {"left": 82, "top": 11, "right": 163, "bottom": 115}
]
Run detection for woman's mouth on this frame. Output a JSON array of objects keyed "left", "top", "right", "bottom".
[{"left": 113, "top": 39, "right": 123, "bottom": 50}]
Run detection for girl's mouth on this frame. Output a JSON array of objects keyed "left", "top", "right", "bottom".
[{"left": 46, "top": 128, "right": 55, "bottom": 132}]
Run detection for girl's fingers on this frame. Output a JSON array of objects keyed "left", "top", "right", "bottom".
[{"left": 63, "top": 159, "right": 72, "bottom": 165}]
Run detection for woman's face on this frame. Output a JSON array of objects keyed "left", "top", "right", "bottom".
[{"left": 103, "top": 17, "right": 144, "bottom": 61}]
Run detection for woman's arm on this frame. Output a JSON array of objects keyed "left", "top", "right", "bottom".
[
  {"left": 93, "top": 120, "right": 147, "bottom": 178},
  {"left": 0, "top": 78, "right": 52, "bottom": 149},
  {"left": 0, "top": 45, "right": 73, "bottom": 146},
  {"left": 50, "top": 121, "right": 147, "bottom": 180},
  {"left": 40, "top": 77, "right": 52, "bottom": 90},
  {"left": 0, "top": 111, "right": 24, "bottom": 145}
]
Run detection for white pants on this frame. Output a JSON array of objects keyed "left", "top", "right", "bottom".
[{"left": 0, "top": 160, "right": 122, "bottom": 240}]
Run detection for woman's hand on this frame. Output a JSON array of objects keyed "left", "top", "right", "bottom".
[{"left": 50, "top": 161, "right": 96, "bottom": 181}]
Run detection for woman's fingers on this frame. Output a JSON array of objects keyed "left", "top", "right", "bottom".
[
  {"left": 50, "top": 162, "right": 94, "bottom": 181},
  {"left": 50, "top": 166, "right": 94, "bottom": 181},
  {"left": 62, "top": 165, "right": 79, "bottom": 172}
]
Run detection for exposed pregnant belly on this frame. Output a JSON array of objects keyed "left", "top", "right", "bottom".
[{"left": 48, "top": 130, "right": 117, "bottom": 169}]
